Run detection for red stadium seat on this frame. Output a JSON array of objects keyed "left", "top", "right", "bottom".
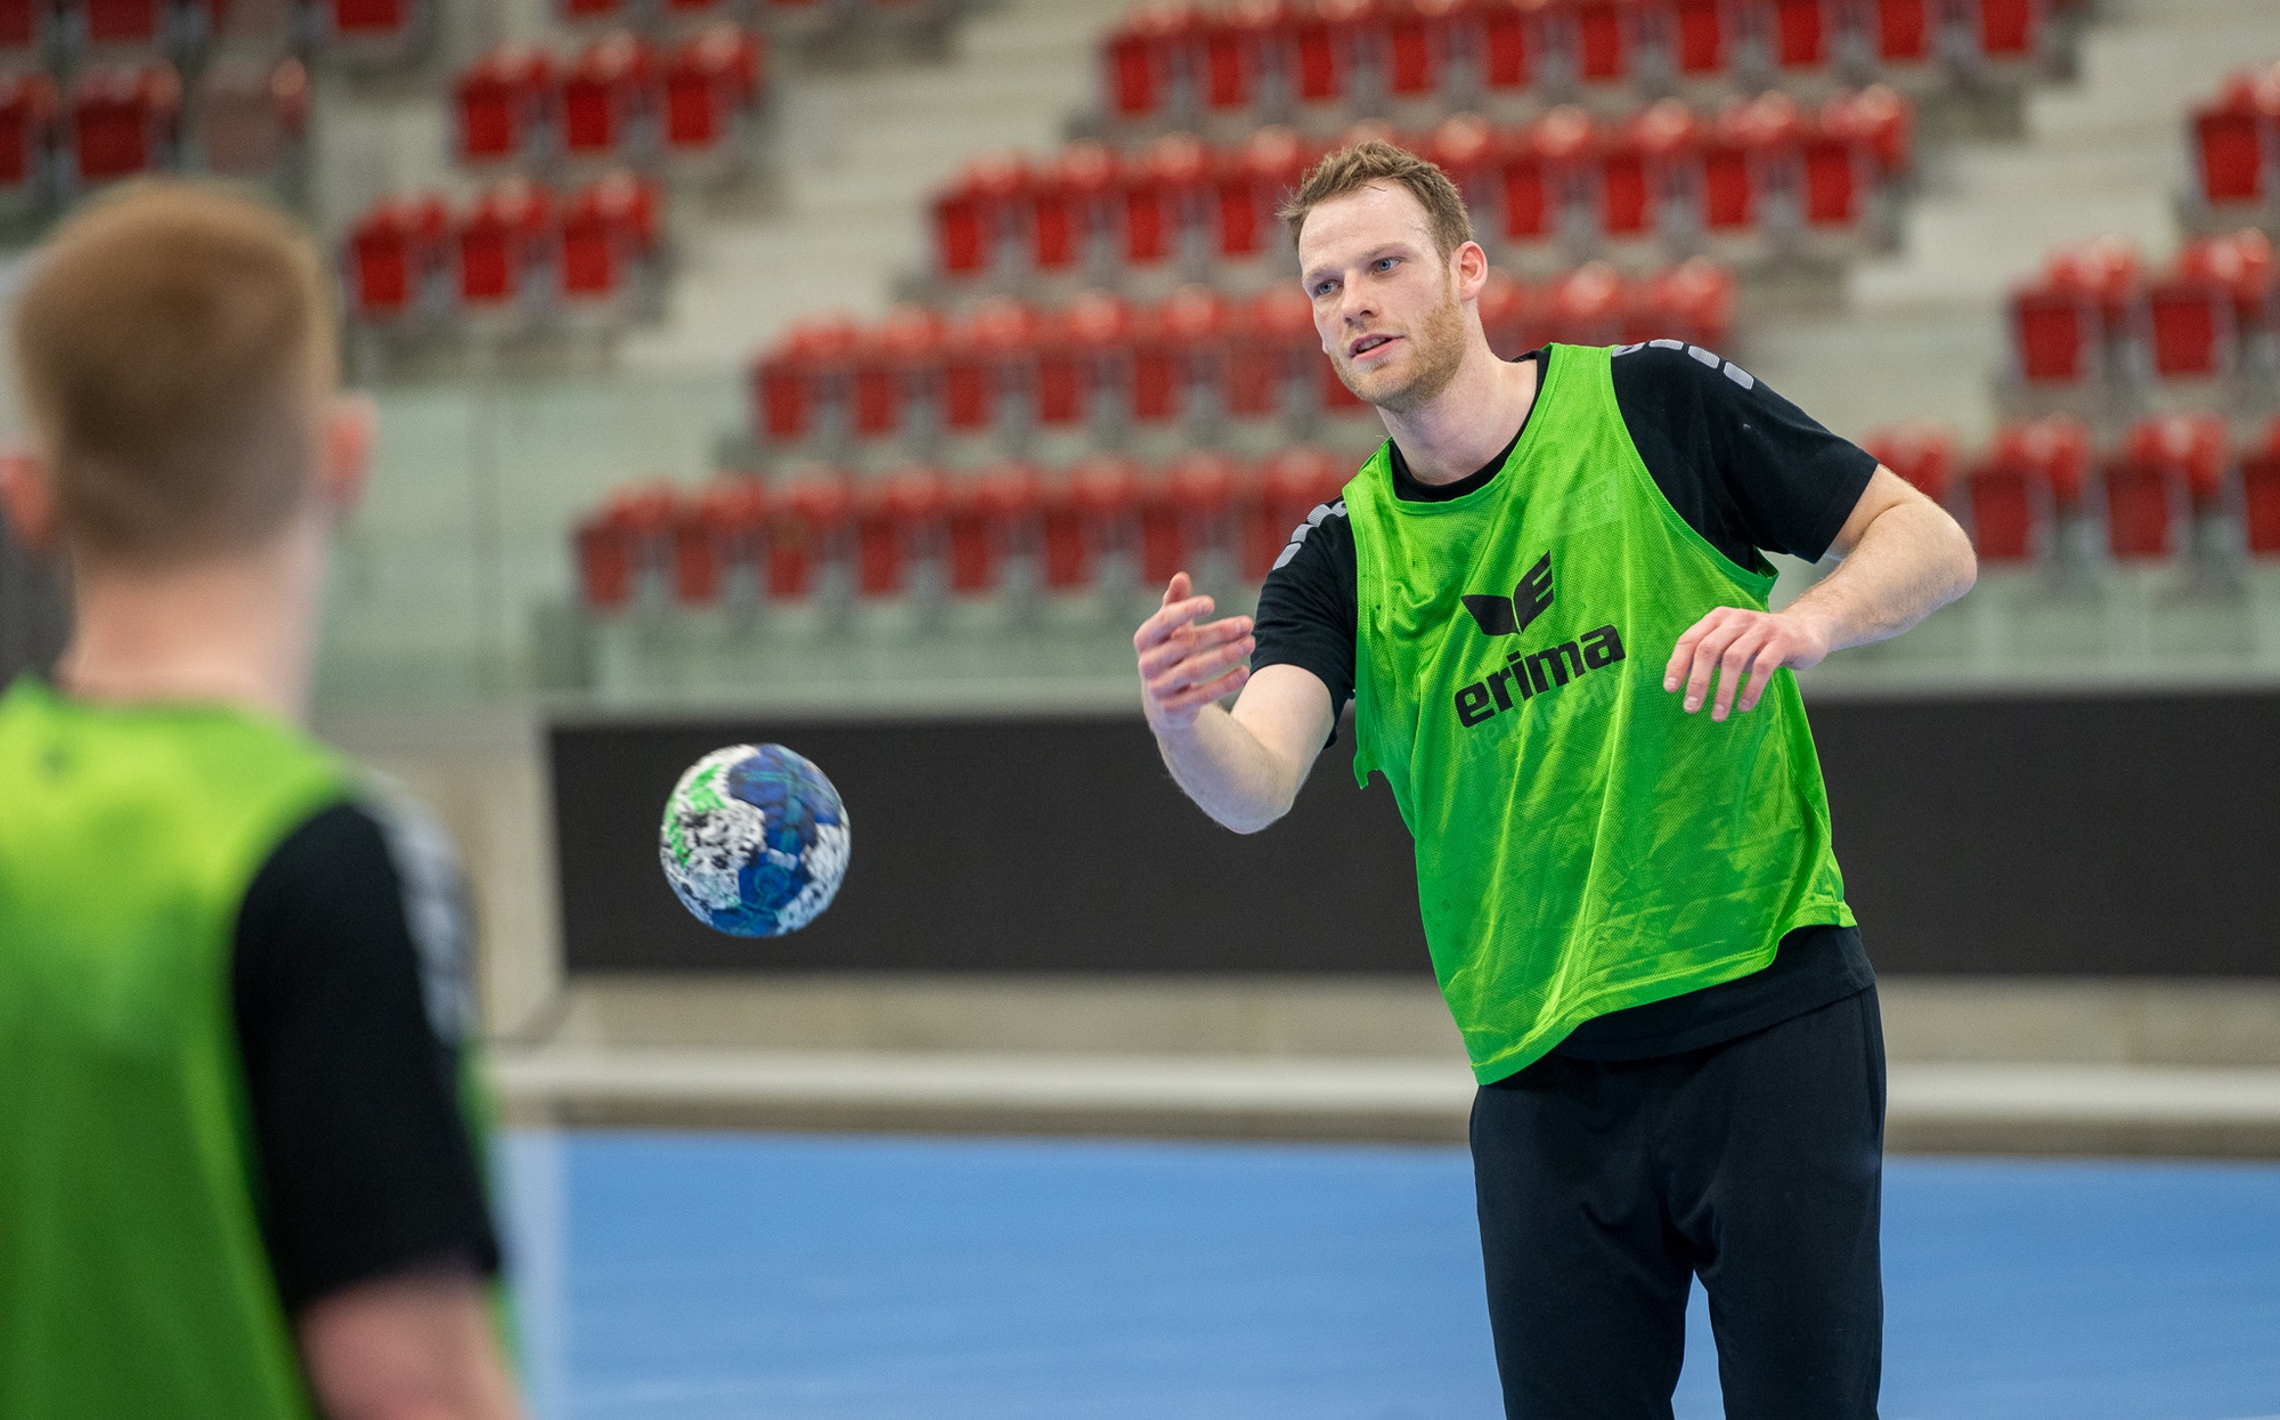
[
  {"left": 940, "top": 298, "right": 1040, "bottom": 440},
  {"left": 1971, "top": 417, "right": 2087, "bottom": 561},
  {"left": 1425, "top": 112, "right": 1494, "bottom": 233},
  {"left": 1288, "top": 0, "right": 1367, "bottom": 113},
  {"left": 1214, "top": 125, "right": 1306, "bottom": 263},
  {"left": 1041, "top": 291, "right": 1134, "bottom": 432},
  {"left": 2243, "top": 417, "right": 2280, "bottom": 556},
  {"left": 577, "top": 484, "right": 675, "bottom": 609},
  {"left": 2009, "top": 238, "right": 2141, "bottom": 387},
  {"left": 1202, "top": 0, "right": 1287, "bottom": 121},
  {"left": 2111, "top": 413, "right": 2228, "bottom": 559},
  {"left": 69, "top": 64, "right": 179, "bottom": 185},
  {"left": 0, "top": 72, "right": 56, "bottom": 204},
  {"left": 1102, "top": 1, "right": 1203, "bottom": 127},
  {"left": 932, "top": 150, "right": 1028, "bottom": 282},
  {"left": 753, "top": 312, "right": 858, "bottom": 449},
  {"left": 1822, "top": 84, "right": 1912, "bottom": 177},
  {"left": 673, "top": 478, "right": 768, "bottom": 606},
  {"left": 0, "top": 0, "right": 53, "bottom": 53},
  {"left": 1227, "top": 287, "right": 1315, "bottom": 422},
  {"left": 1965, "top": 0, "right": 2044, "bottom": 68},
  {"left": 325, "top": 0, "right": 425, "bottom": 54},
  {"left": 2144, "top": 268, "right": 2234, "bottom": 380},
  {"left": 560, "top": 170, "right": 659, "bottom": 303},
  {"left": 1140, "top": 451, "right": 1241, "bottom": 584},
  {"left": 561, "top": 32, "right": 658, "bottom": 163},
  {"left": 192, "top": 56, "right": 307, "bottom": 181},
  {"left": 455, "top": 179, "right": 555, "bottom": 313},
  {"left": 1028, "top": 141, "right": 1120, "bottom": 280},
  {"left": 663, "top": 23, "right": 761, "bottom": 157},
  {"left": 1248, "top": 445, "right": 1345, "bottom": 580},
  {"left": 559, "top": 0, "right": 629, "bottom": 24},
  {"left": 855, "top": 466, "right": 949, "bottom": 598},
  {"left": 848, "top": 304, "right": 946, "bottom": 444},
  {"left": 1043, "top": 456, "right": 1141, "bottom": 590},
  {"left": 2190, "top": 71, "right": 2278, "bottom": 211},
  {"left": 76, "top": 0, "right": 162, "bottom": 48},
  {"left": 346, "top": 192, "right": 449, "bottom": 323},
  {"left": 1478, "top": 267, "right": 1536, "bottom": 358},
  {"left": 457, "top": 45, "right": 554, "bottom": 166},
  {"left": 1121, "top": 131, "right": 1210, "bottom": 274},
  {"left": 947, "top": 463, "right": 1042, "bottom": 594},
  {"left": 1126, "top": 284, "right": 1225, "bottom": 425},
  {"left": 1547, "top": 261, "right": 1622, "bottom": 345},
  {"left": 1480, "top": 0, "right": 1534, "bottom": 93},
  {"left": 767, "top": 470, "right": 855, "bottom": 599},
  {"left": 1626, "top": 259, "right": 1732, "bottom": 347},
  {"left": 1861, "top": 421, "right": 1957, "bottom": 503}
]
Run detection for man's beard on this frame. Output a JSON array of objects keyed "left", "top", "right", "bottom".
[{"left": 1335, "top": 273, "right": 1468, "bottom": 415}]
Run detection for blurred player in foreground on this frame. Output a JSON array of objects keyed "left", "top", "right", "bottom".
[
  {"left": 0, "top": 183, "right": 522, "bottom": 1420},
  {"left": 1136, "top": 142, "right": 1976, "bottom": 1417}
]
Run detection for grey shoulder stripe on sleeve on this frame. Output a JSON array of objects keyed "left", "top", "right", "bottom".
[
  {"left": 1271, "top": 499, "right": 1348, "bottom": 571},
  {"left": 360, "top": 775, "right": 479, "bottom": 1048}
]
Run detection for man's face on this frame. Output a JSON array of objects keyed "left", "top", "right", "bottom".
[{"left": 1297, "top": 183, "right": 1469, "bottom": 414}]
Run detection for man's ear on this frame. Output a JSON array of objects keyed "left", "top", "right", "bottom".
[
  {"left": 318, "top": 394, "right": 376, "bottom": 523},
  {"left": 0, "top": 450, "right": 61, "bottom": 555},
  {"left": 1452, "top": 240, "right": 1490, "bottom": 303}
]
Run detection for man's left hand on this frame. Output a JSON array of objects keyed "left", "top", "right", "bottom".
[{"left": 1663, "top": 607, "right": 1832, "bottom": 721}]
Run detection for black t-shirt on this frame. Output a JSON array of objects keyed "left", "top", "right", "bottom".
[
  {"left": 232, "top": 796, "right": 502, "bottom": 1314},
  {"left": 1254, "top": 341, "right": 1879, "bottom": 1062}
]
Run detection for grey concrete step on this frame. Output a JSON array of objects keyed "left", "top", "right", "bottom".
[{"left": 490, "top": 1046, "right": 2280, "bottom": 1156}]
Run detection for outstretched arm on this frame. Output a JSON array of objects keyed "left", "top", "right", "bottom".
[
  {"left": 1665, "top": 466, "right": 1978, "bottom": 720},
  {"left": 1137, "top": 573, "right": 1337, "bottom": 834}
]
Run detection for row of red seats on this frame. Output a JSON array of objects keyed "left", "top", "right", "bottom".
[
  {"left": 1100, "top": 0, "right": 2054, "bottom": 135},
  {"left": 1864, "top": 413, "right": 2280, "bottom": 562},
  {"left": 555, "top": 0, "right": 958, "bottom": 36},
  {"left": 752, "top": 262, "right": 1732, "bottom": 456},
  {"left": 2008, "top": 230, "right": 2275, "bottom": 393},
  {"left": 454, "top": 25, "right": 763, "bottom": 170},
  {"left": 933, "top": 89, "right": 1908, "bottom": 292},
  {"left": 344, "top": 173, "right": 661, "bottom": 325},
  {"left": 2186, "top": 60, "right": 2279, "bottom": 227},
  {"left": 0, "top": 57, "right": 303, "bottom": 202},
  {"left": 0, "top": 0, "right": 337, "bottom": 59},
  {"left": 576, "top": 449, "right": 1355, "bottom": 610},
  {"left": 0, "top": 0, "right": 430, "bottom": 62}
]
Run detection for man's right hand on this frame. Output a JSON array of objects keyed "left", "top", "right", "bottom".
[{"left": 1135, "top": 572, "right": 1256, "bottom": 734}]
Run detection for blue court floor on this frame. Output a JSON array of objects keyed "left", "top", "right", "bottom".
[{"left": 500, "top": 1132, "right": 2280, "bottom": 1420}]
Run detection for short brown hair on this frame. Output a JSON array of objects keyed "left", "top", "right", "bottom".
[
  {"left": 1277, "top": 140, "right": 1475, "bottom": 259},
  {"left": 12, "top": 179, "right": 337, "bottom": 566}
]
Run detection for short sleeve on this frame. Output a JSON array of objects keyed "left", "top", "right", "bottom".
[
  {"left": 1250, "top": 500, "right": 1359, "bottom": 719},
  {"left": 1609, "top": 340, "right": 1877, "bottom": 567},
  {"left": 231, "top": 797, "right": 501, "bottom": 1315}
]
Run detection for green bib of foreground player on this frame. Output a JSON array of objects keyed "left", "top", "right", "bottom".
[
  {"left": 1346, "top": 343, "right": 1853, "bottom": 1084},
  {"left": 0, "top": 678, "right": 347, "bottom": 1420}
]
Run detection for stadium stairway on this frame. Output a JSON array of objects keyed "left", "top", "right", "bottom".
[
  {"left": 1742, "top": 0, "right": 2276, "bottom": 447},
  {"left": 616, "top": 0, "right": 1134, "bottom": 372}
]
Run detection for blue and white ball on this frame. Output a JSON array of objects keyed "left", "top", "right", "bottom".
[{"left": 659, "top": 744, "right": 851, "bottom": 937}]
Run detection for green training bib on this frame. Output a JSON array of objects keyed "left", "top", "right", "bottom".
[
  {"left": 0, "top": 677, "right": 348, "bottom": 1420},
  {"left": 1346, "top": 343, "right": 1853, "bottom": 1083}
]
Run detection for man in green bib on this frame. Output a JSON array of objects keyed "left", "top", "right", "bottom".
[
  {"left": 1134, "top": 143, "right": 1976, "bottom": 1417},
  {"left": 0, "top": 184, "right": 522, "bottom": 1419}
]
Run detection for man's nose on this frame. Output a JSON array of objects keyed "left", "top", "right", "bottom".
[{"left": 1337, "top": 280, "right": 1375, "bottom": 325}]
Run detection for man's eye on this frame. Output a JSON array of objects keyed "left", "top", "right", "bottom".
[
  {"left": 1312, "top": 281, "right": 1336, "bottom": 297},
  {"left": 1373, "top": 257, "right": 1397, "bottom": 272}
]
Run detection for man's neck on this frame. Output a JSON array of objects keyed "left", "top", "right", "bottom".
[
  {"left": 58, "top": 527, "right": 322, "bottom": 726},
  {"left": 1378, "top": 339, "right": 1540, "bottom": 486}
]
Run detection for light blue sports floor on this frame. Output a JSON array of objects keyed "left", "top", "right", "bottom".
[{"left": 500, "top": 1132, "right": 2280, "bottom": 1420}]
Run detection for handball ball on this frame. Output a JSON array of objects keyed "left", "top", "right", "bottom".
[{"left": 659, "top": 744, "right": 851, "bottom": 937}]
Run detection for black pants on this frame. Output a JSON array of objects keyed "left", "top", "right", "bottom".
[{"left": 1471, "top": 987, "right": 1886, "bottom": 1420}]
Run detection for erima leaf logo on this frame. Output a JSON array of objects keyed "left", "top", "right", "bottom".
[{"left": 1460, "top": 553, "right": 1554, "bottom": 637}]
